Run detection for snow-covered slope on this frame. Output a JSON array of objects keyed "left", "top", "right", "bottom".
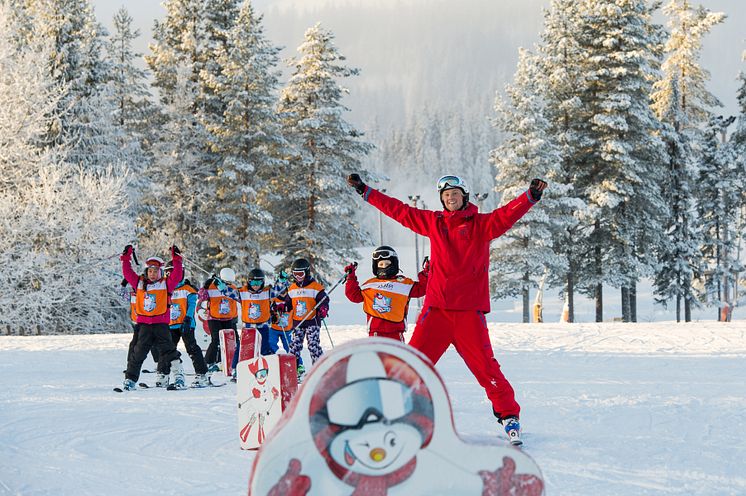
[{"left": 1, "top": 322, "right": 744, "bottom": 495}]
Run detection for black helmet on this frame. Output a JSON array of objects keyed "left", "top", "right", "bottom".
[
  {"left": 291, "top": 258, "right": 311, "bottom": 281},
  {"left": 248, "top": 268, "right": 265, "bottom": 291},
  {"left": 372, "top": 246, "right": 399, "bottom": 279}
]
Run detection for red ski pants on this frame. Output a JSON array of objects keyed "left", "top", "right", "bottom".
[{"left": 408, "top": 307, "right": 520, "bottom": 419}]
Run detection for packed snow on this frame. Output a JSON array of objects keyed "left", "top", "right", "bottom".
[{"left": 1, "top": 321, "right": 744, "bottom": 495}]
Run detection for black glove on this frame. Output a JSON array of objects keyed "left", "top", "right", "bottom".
[
  {"left": 347, "top": 173, "right": 366, "bottom": 195},
  {"left": 171, "top": 244, "right": 181, "bottom": 256},
  {"left": 122, "top": 244, "right": 133, "bottom": 256},
  {"left": 529, "top": 178, "right": 548, "bottom": 202},
  {"left": 181, "top": 317, "right": 193, "bottom": 332}
]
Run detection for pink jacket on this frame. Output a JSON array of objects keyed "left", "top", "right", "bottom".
[
  {"left": 121, "top": 251, "right": 183, "bottom": 325},
  {"left": 364, "top": 188, "right": 535, "bottom": 312}
]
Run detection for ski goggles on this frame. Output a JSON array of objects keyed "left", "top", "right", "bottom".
[
  {"left": 326, "top": 378, "right": 413, "bottom": 428},
  {"left": 292, "top": 269, "right": 307, "bottom": 278},
  {"left": 372, "top": 249, "right": 397, "bottom": 260},
  {"left": 249, "top": 278, "right": 263, "bottom": 287},
  {"left": 436, "top": 175, "right": 466, "bottom": 192},
  {"left": 254, "top": 368, "right": 268, "bottom": 381}
]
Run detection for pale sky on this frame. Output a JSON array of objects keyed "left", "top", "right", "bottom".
[{"left": 92, "top": 0, "right": 746, "bottom": 121}]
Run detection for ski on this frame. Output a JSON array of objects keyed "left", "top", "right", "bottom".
[
  {"left": 113, "top": 383, "right": 152, "bottom": 393},
  {"left": 142, "top": 369, "right": 197, "bottom": 376},
  {"left": 166, "top": 383, "right": 187, "bottom": 391}
]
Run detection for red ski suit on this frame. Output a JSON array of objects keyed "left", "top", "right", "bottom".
[{"left": 362, "top": 187, "right": 536, "bottom": 418}]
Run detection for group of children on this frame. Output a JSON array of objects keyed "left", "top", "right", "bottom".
[{"left": 120, "top": 246, "right": 429, "bottom": 390}]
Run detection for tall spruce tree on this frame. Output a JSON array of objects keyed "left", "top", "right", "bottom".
[
  {"left": 564, "top": 0, "right": 668, "bottom": 322},
  {"left": 651, "top": 0, "right": 725, "bottom": 321},
  {"left": 697, "top": 116, "right": 741, "bottom": 320},
  {"left": 142, "top": 0, "right": 230, "bottom": 267},
  {"left": 537, "top": 0, "right": 587, "bottom": 322},
  {"left": 105, "top": 7, "right": 156, "bottom": 204},
  {"left": 490, "top": 48, "right": 579, "bottom": 322},
  {"left": 276, "top": 23, "right": 373, "bottom": 282},
  {"left": 202, "top": 0, "right": 287, "bottom": 272},
  {"left": 22, "top": 0, "right": 124, "bottom": 173}
]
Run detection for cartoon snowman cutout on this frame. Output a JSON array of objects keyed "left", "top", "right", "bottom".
[
  {"left": 239, "top": 356, "right": 279, "bottom": 445},
  {"left": 250, "top": 340, "right": 544, "bottom": 496}
]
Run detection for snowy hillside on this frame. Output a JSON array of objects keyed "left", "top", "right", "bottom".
[{"left": 1, "top": 322, "right": 744, "bottom": 495}]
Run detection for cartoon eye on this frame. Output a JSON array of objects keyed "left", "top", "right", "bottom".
[{"left": 384, "top": 431, "right": 397, "bottom": 448}]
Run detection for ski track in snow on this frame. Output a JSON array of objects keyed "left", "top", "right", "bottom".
[{"left": 1, "top": 322, "right": 744, "bottom": 495}]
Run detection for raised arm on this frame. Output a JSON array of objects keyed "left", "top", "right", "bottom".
[
  {"left": 410, "top": 259, "right": 430, "bottom": 299},
  {"left": 120, "top": 245, "right": 139, "bottom": 289},
  {"left": 483, "top": 180, "right": 547, "bottom": 240},
  {"left": 166, "top": 246, "right": 183, "bottom": 292},
  {"left": 347, "top": 174, "right": 433, "bottom": 237},
  {"left": 344, "top": 263, "right": 363, "bottom": 303}
]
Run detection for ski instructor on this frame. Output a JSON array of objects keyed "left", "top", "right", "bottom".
[{"left": 346, "top": 173, "right": 547, "bottom": 445}]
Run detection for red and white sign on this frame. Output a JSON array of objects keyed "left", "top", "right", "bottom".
[
  {"left": 237, "top": 354, "right": 298, "bottom": 450},
  {"left": 219, "top": 329, "right": 236, "bottom": 377},
  {"left": 248, "top": 339, "right": 544, "bottom": 495},
  {"left": 238, "top": 327, "right": 262, "bottom": 362}
]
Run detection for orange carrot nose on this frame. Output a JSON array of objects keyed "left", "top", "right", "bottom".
[{"left": 369, "top": 448, "right": 386, "bottom": 462}]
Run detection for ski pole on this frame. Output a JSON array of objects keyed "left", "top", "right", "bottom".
[
  {"left": 183, "top": 257, "right": 211, "bottom": 277},
  {"left": 290, "top": 263, "right": 357, "bottom": 332},
  {"left": 322, "top": 319, "right": 334, "bottom": 348}
]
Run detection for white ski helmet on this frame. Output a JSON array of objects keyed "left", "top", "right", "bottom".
[{"left": 219, "top": 267, "right": 236, "bottom": 283}]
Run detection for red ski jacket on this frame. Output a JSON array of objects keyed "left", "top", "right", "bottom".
[{"left": 363, "top": 188, "right": 535, "bottom": 312}]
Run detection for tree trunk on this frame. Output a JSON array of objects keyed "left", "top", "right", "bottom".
[
  {"left": 684, "top": 297, "right": 692, "bottom": 322},
  {"left": 630, "top": 282, "right": 637, "bottom": 322},
  {"left": 595, "top": 238, "right": 603, "bottom": 322},
  {"left": 522, "top": 271, "right": 530, "bottom": 324},
  {"left": 621, "top": 287, "right": 630, "bottom": 323}
]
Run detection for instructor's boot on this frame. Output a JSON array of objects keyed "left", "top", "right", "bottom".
[
  {"left": 122, "top": 379, "right": 137, "bottom": 391},
  {"left": 500, "top": 416, "right": 522, "bottom": 446}
]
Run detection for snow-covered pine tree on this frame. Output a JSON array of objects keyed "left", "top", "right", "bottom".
[
  {"left": 652, "top": 76, "right": 704, "bottom": 322},
  {"left": 490, "top": 48, "right": 579, "bottom": 322},
  {"left": 732, "top": 52, "right": 746, "bottom": 308},
  {"left": 651, "top": 0, "right": 725, "bottom": 321},
  {"left": 537, "top": 0, "right": 587, "bottom": 322},
  {"left": 697, "top": 116, "right": 742, "bottom": 320},
  {"left": 105, "top": 7, "right": 156, "bottom": 202},
  {"left": 276, "top": 23, "right": 373, "bottom": 281},
  {"left": 142, "top": 0, "right": 232, "bottom": 269},
  {"left": 23, "top": 0, "right": 124, "bottom": 173},
  {"left": 568, "top": 0, "right": 669, "bottom": 322},
  {"left": 0, "top": 4, "right": 131, "bottom": 334},
  {"left": 201, "top": 0, "right": 287, "bottom": 272}
]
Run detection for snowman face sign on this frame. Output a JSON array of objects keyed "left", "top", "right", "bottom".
[
  {"left": 326, "top": 378, "right": 423, "bottom": 475},
  {"left": 248, "top": 339, "right": 544, "bottom": 496}
]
